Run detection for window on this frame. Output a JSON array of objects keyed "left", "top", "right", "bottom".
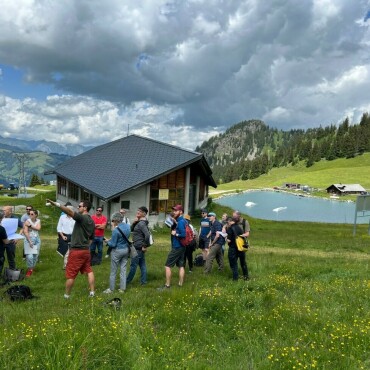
[
  {"left": 150, "top": 169, "right": 185, "bottom": 214},
  {"left": 57, "top": 177, "right": 67, "bottom": 196},
  {"left": 68, "top": 182, "right": 79, "bottom": 200},
  {"left": 121, "top": 200, "right": 130, "bottom": 209},
  {"left": 82, "top": 190, "right": 93, "bottom": 202}
]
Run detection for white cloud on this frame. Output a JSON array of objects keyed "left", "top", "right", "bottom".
[
  {"left": 316, "top": 65, "right": 369, "bottom": 93},
  {"left": 0, "top": 0, "right": 370, "bottom": 147}
]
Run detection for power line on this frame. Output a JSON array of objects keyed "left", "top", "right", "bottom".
[{"left": 13, "top": 153, "right": 29, "bottom": 196}]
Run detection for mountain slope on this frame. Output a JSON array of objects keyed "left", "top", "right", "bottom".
[{"left": 0, "top": 135, "right": 93, "bottom": 156}]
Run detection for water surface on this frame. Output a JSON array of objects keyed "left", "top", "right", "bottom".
[{"left": 215, "top": 191, "right": 370, "bottom": 224}]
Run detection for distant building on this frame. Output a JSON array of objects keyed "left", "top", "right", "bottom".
[
  {"left": 45, "top": 135, "right": 216, "bottom": 225},
  {"left": 326, "top": 184, "right": 366, "bottom": 196},
  {"left": 284, "top": 183, "right": 301, "bottom": 189}
]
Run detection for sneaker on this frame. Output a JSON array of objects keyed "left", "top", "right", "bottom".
[
  {"left": 157, "top": 285, "right": 170, "bottom": 291},
  {"left": 105, "top": 254, "right": 110, "bottom": 259},
  {"left": 64, "top": 294, "right": 70, "bottom": 299},
  {"left": 103, "top": 288, "right": 113, "bottom": 294},
  {"left": 25, "top": 269, "right": 33, "bottom": 277},
  {"left": 89, "top": 291, "right": 95, "bottom": 297},
  {"left": 118, "top": 289, "right": 125, "bottom": 293}
]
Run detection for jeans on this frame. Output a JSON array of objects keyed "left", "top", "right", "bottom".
[
  {"left": 126, "top": 250, "right": 147, "bottom": 285},
  {"left": 228, "top": 247, "right": 249, "bottom": 280},
  {"left": 90, "top": 236, "right": 104, "bottom": 262},
  {"left": 26, "top": 254, "right": 38, "bottom": 269},
  {"left": 109, "top": 248, "right": 129, "bottom": 291}
]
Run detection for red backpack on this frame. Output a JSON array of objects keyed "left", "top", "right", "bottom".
[{"left": 180, "top": 223, "right": 194, "bottom": 247}]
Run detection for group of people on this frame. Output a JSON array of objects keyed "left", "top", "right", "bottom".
[
  {"left": 1, "top": 199, "right": 250, "bottom": 298},
  {"left": 0, "top": 205, "right": 41, "bottom": 279},
  {"left": 157, "top": 205, "right": 250, "bottom": 290},
  {"left": 47, "top": 199, "right": 152, "bottom": 298}
]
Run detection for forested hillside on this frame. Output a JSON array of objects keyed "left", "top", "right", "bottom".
[{"left": 196, "top": 114, "right": 370, "bottom": 184}]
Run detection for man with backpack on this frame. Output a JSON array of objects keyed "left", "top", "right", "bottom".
[
  {"left": 204, "top": 212, "right": 225, "bottom": 273},
  {"left": 126, "top": 206, "right": 151, "bottom": 286},
  {"left": 158, "top": 204, "right": 186, "bottom": 290}
]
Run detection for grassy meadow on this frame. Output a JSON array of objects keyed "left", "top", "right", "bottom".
[
  {"left": 0, "top": 186, "right": 370, "bottom": 369},
  {"left": 212, "top": 152, "right": 370, "bottom": 198}
]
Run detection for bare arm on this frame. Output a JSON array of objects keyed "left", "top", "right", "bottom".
[
  {"left": 47, "top": 199, "right": 75, "bottom": 218},
  {"left": 23, "top": 224, "right": 33, "bottom": 246},
  {"left": 25, "top": 220, "right": 41, "bottom": 231}
]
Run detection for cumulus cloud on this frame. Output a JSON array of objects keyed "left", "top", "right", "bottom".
[{"left": 0, "top": 0, "right": 370, "bottom": 148}]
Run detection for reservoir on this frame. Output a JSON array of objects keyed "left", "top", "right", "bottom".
[{"left": 214, "top": 190, "right": 370, "bottom": 224}]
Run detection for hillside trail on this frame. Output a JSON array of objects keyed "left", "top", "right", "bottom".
[{"left": 254, "top": 246, "right": 370, "bottom": 261}]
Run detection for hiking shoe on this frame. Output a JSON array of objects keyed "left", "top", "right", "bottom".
[
  {"left": 64, "top": 294, "right": 70, "bottom": 299},
  {"left": 157, "top": 285, "right": 170, "bottom": 291},
  {"left": 103, "top": 288, "right": 113, "bottom": 294},
  {"left": 25, "top": 269, "right": 33, "bottom": 277},
  {"left": 89, "top": 291, "right": 95, "bottom": 297}
]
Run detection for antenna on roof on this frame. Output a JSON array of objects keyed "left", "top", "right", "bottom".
[{"left": 127, "top": 124, "right": 130, "bottom": 136}]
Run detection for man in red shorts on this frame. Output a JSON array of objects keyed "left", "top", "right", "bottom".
[{"left": 47, "top": 199, "right": 95, "bottom": 299}]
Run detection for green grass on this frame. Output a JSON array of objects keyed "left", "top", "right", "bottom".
[
  {"left": 0, "top": 193, "right": 370, "bottom": 369},
  {"left": 212, "top": 152, "right": 370, "bottom": 195}
]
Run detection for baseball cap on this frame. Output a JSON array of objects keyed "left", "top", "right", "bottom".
[
  {"left": 172, "top": 204, "right": 184, "bottom": 211},
  {"left": 207, "top": 212, "right": 216, "bottom": 217},
  {"left": 201, "top": 208, "right": 208, "bottom": 213}
]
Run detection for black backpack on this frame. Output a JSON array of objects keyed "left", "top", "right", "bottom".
[
  {"left": 4, "top": 285, "right": 35, "bottom": 301},
  {"left": 194, "top": 254, "right": 205, "bottom": 267}
]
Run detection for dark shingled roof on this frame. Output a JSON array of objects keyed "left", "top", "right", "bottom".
[{"left": 47, "top": 135, "right": 216, "bottom": 200}]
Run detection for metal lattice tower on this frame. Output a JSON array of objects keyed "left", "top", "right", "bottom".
[{"left": 13, "top": 153, "right": 29, "bottom": 196}]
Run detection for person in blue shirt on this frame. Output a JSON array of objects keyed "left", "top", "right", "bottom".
[
  {"left": 103, "top": 212, "right": 131, "bottom": 293},
  {"left": 158, "top": 205, "right": 186, "bottom": 290},
  {"left": 199, "top": 208, "right": 211, "bottom": 263},
  {"left": 204, "top": 212, "right": 225, "bottom": 273}
]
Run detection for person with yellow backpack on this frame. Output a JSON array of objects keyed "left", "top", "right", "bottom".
[{"left": 226, "top": 217, "right": 249, "bottom": 281}]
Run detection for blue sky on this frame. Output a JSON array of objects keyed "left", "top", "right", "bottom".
[
  {"left": 1, "top": 1, "right": 370, "bottom": 149},
  {"left": 0, "top": 64, "right": 57, "bottom": 100}
]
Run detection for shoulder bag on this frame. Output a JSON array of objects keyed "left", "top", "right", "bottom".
[{"left": 116, "top": 227, "right": 138, "bottom": 259}]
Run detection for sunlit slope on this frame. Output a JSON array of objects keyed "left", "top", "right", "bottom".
[{"left": 213, "top": 152, "right": 370, "bottom": 192}]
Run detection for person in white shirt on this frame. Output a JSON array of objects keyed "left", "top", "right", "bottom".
[
  {"left": 119, "top": 208, "right": 130, "bottom": 225},
  {"left": 57, "top": 203, "right": 76, "bottom": 269}
]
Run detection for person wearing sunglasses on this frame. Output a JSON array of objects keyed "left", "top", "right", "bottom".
[
  {"left": 46, "top": 199, "right": 96, "bottom": 299},
  {"left": 21, "top": 205, "right": 33, "bottom": 223},
  {"left": 23, "top": 210, "right": 41, "bottom": 277},
  {"left": 90, "top": 207, "right": 107, "bottom": 265}
]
